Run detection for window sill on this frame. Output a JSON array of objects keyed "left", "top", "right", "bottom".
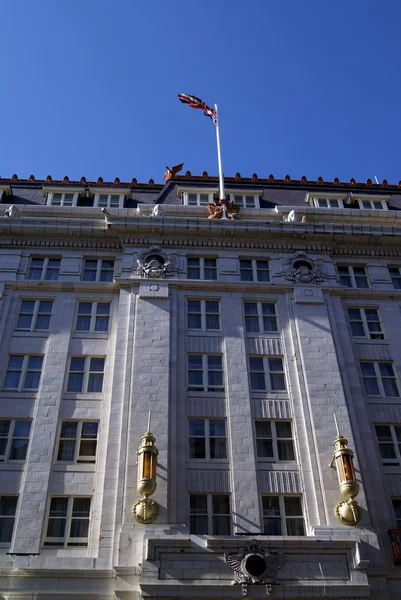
[
  {"left": 52, "top": 464, "right": 96, "bottom": 472},
  {"left": 0, "top": 462, "right": 25, "bottom": 470},
  {"left": 187, "top": 460, "right": 229, "bottom": 468},
  {"left": 72, "top": 333, "right": 109, "bottom": 339},
  {"left": 256, "top": 462, "right": 299, "bottom": 471},
  {"left": 187, "top": 391, "right": 225, "bottom": 397},
  {"left": 63, "top": 393, "right": 104, "bottom": 401},
  {"left": 186, "top": 330, "right": 222, "bottom": 336},
  {"left": 13, "top": 331, "right": 50, "bottom": 338},
  {"left": 246, "top": 333, "right": 281, "bottom": 338}
]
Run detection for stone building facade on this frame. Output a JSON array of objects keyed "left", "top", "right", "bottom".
[{"left": 0, "top": 172, "right": 400, "bottom": 598}]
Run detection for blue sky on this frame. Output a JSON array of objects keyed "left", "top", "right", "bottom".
[{"left": 1, "top": 0, "right": 401, "bottom": 184}]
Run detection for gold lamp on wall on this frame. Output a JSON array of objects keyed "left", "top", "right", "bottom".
[
  {"left": 330, "top": 415, "right": 361, "bottom": 526},
  {"left": 132, "top": 413, "right": 159, "bottom": 524}
]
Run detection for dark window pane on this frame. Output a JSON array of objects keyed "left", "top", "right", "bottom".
[
  {"left": 350, "top": 322, "right": 365, "bottom": 336},
  {"left": 256, "top": 438, "right": 273, "bottom": 457},
  {"left": 212, "top": 495, "right": 230, "bottom": 515},
  {"left": 206, "top": 315, "right": 220, "bottom": 330},
  {"left": 255, "top": 421, "right": 271, "bottom": 437},
  {"left": 286, "top": 518, "right": 305, "bottom": 536},
  {"left": 270, "top": 373, "right": 286, "bottom": 391},
  {"left": 24, "top": 372, "right": 41, "bottom": 389},
  {"left": 90, "top": 358, "right": 104, "bottom": 372},
  {"left": 36, "top": 315, "right": 51, "bottom": 329},
  {"left": 275, "top": 422, "right": 292, "bottom": 438},
  {"left": 57, "top": 440, "right": 76, "bottom": 461},
  {"left": 210, "top": 438, "right": 227, "bottom": 459},
  {"left": 263, "top": 519, "right": 282, "bottom": 535},
  {"left": 67, "top": 373, "right": 83, "bottom": 392},
  {"left": 277, "top": 440, "right": 295, "bottom": 460},
  {"left": 70, "top": 357, "right": 85, "bottom": 371},
  {"left": 251, "top": 373, "right": 266, "bottom": 390},
  {"left": 212, "top": 515, "right": 231, "bottom": 535},
  {"left": 383, "top": 379, "right": 399, "bottom": 397},
  {"left": 209, "top": 420, "right": 225, "bottom": 437},
  {"left": 87, "top": 374, "right": 104, "bottom": 392},
  {"left": 189, "top": 420, "right": 205, "bottom": 436},
  {"left": 284, "top": 497, "right": 302, "bottom": 516},
  {"left": 190, "top": 515, "right": 208, "bottom": 534},
  {"left": 9, "top": 440, "right": 29, "bottom": 460},
  {"left": 360, "top": 362, "right": 375, "bottom": 376},
  {"left": 189, "top": 438, "right": 206, "bottom": 459},
  {"left": 188, "top": 315, "right": 202, "bottom": 329}
]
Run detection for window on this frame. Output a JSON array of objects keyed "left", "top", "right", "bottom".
[
  {"left": 93, "top": 193, "right": 124, "bottom": 208},
  {"left": 183, "top": 192, "right": 214, "bottom": 206},
  {"left": 255, "top": 420, "right": 295, "bottom": 461},
  {"left": 240, "top": 259, "right": 270, "bottom": 282},
  {"left": 310, "top": 197, "right": 344, "bottom": 208},
  {"left": 374, "top": 424, "right": 401, "bottom": 466},
  {"left": 262, "top": 495, "right": 305, "bottom": 536},
  {"left": 47, "top": 192, "right": 78, "bottom": 207},
  {"left": 82, "top": 259, "right": 114, "bottom": 282},
  {"left": 388, "top": 267, "right": 401, "bottom": 290},
  {"left": 16, "top": 300, "right": 53, "bottom": 331},
  {"left": 67, "top": 357, "right": 105, "bottom": 393},
  {"left": 187, "top": 258, "right": 217, "bottom": 280},
  {"left": 75, "top": 302, "right": 110, "bottom": 333},
  {"left": 57, "top": 421, "right": 98, "bottom": 463},
  {"left": 28, "top": 258, "right": 61, "bottom": 281},
  {"left": 358, "top": 199, "right": 388, "bottom": 210},
  {"left": 0, "top": 496, "right": 18, "bottom": 544},
  {"left": 4, "top": 355, "right": 43, "bottom": 391},
  {"left": 338, "top": 265, "right": 369, "bottom": 288},
  {"left": 360, "top": 361, "right": 399, "bottom": 397},
  {"left": 188, "top": 355, "right": 224, "bottom": 392},
  {"left": 187, "top": 299, "right": 220, "bottom": 331},
  {"left": 189, "top": 494, "right": 231, "bottom": 535},
  {"left": 0, "top": 420, "right": 31, "bottom": 461},
  {"left": 44, "top": 497, "right": 91, "bottom": 547},
  {"left": 347, "top": 308, "right": 384, "bottom": 339},
  {"left": 392, "top": 498, "right": 401, "bottom": 528},
  {"left": 249, "top": 356, "right": 286, "bottom": 392},
  {"left": 244, "top": 302, "right": 278, "bottom": 333},
  {"left": 188, "top": 419, "right": 227, "bottom": 459},
  {"left": 229, "top": 194, "right": 259, "bottom": 208}
]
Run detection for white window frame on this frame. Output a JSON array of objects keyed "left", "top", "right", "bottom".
[
  {"left": 0, "top": 420, "right": 32, "bottom": 463},
  {"left": 15, "top": 299, "right": 54, "bottom": 332},
  {"left": 248, "top": 356, "right": 287, "bottom": 393},
  {"left": 358, "top": 198, "right": 388, "bottom": 210},
  {"left": 337, "top": 265, "right": 369, "bottom": 288},
  {"left": 93, "top": 193, "right": 125, "bottom": 209},
  {"left": 189, "top": 493, "right": 231, "bottom": 535},
  {"left": 3, "top": 355, "right": 43, "bottom": 391},
  {"left": 43, "top": 496, "right": 91, "bottom": 547},
  {"left": 388, "top": 267, "right": 401, "bottom": 289},
  {"left": 261, "top": 495, "right": 305, "bottom": 536},
  {"left": 46, "top": 192, "right": 79, "bottom": 207},
  {"left": 82, "top": 258, "right": 115, "bottom": 282},
  {"left": 56, "top": 421, "right": 99, "bottom": 464},
  {"left": 187, "top": 354, "right": 224, "bottom": 392},
  {"left": 0, "top": 495, "right": 18, "bottom": 546},
  {"left": 187, "top": 257, "right": 218, "bottom": 280},
  {"left": 310, "top": 197, "right": 345, "bottom": 209},
  {"left": 360, "top": 361, "right": 400, "bottom": 398},
  {"left": 75, "top": 301, "right": 111, "bottom": 333},
  {"left": 27, "top": 257, "right": 61, "bottom": 281},
  {"left": 346, "top": 307, "right": 384, "bottom": 340},
  {"left": 243, "top": 302, "right": 278, "bottom": 334},
  {"left": 66, "top": 356, "right": 105, "bottom": 393},
  {"left": 188, "top": 418, "right": 227, "bottom": 460},
  {"left": 182, "top": 191, "right": 215, "bottom": 206},
  {"left": 239, "top": 259, "right": 270, "bottom": 282},
  {"left": 254, "top": 420, "right": 295, "bottom": 461},
  {"left": 228, "top": 193, "right": 260, "bottom": 209},
  {"left": 374, "top": 424, "right": 401, "bottom": 467},
  {"left": 187, "top": 299, "right": 220, "bottom": 331}
]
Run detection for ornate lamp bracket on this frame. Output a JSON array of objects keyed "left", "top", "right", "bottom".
[{"left": 132, "top": 412, "right": 159, "bottom": 524}]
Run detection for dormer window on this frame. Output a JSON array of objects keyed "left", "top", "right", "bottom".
[
  {"left": 229, "top": 194, "right": 260, "bottom": 208},
  {"left": 47, "top": 192, "right": 79, "bottom": 207},
  {"left": 0, "top": 185, "right": 11, "bottom": 202},
  {"left": 184, "top": 192, "right": 214, "bottom": 206},
  {"left": 311, "top": 197, "right": 344, "bottom": 209},
  {"left": 93, "top": 193, "right": 125, "bottom": 209},
  {"left": 358, "top": 199, "right": 388, "bottom": 210}
]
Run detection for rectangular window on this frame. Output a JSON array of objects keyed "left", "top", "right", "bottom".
[
  {"left": 311, "top": 197, "right": 344, "bottom": 208},
  {"left": 189, "top": 493, "right": 231, "bottom": 535},
  {"left": 75, "top": 302, "right": 110, "bottom": 333},
  {"left": 185, "top": 192, "right": 214, "bottom": 206},
  {"left": 240, "top": 259, "right": 270, "bottom": 282},
  {"left": 187, "top": 258, "right": 217, "bottom": 280},
  {"left": 359, "top": 199, "right": 388, "bottom": 210},
  {"left": 93, "top": 193, "right": 124, "bottom": 208},
  {"left": 187, "top": 299, "right": 220, "bottom": 331},
  {"left": 389, "top": 267, "right": 401, "bottom": 290},
  {"left": 229, "top": 194, "right": 259, "bottom": 208},
  {"left": 255, "top": 420, "right": 295, "bottom": 461},
  {"left": 392, "top": 498, "right": 401, "bottom": 528},
  {"left": 57, "top": 421, "right": 98, "bottom": 463},
  {"left": 360, "top": 361, "right": 399, "bottom": 397},
  {"left": 4, "top": 355, "right": 43, "bottom": 391},
  {"left": 44, "top": 497, "right": 91, "bottom": 547},
  {"left": 338, "top": 265, "right": 369, "bottom": 288},
  {"left": 82, "top": 259, "right": 114, "bottom": 282},
  {"left": 188, "top": 419, "right": 227, "bottom": 460},
  {"left": 347, "top": 307, "right": 384, "bottom": 339},
  {"left": 374, "top": 424, "right": 401, "bottom": 466},
  {"left": 249, "top": 356, "right": 286, "bottom": 392},
  {"left": 67, "top": 356, "right": 105, "bottom": 393},
  {"left": 0, "top": 496, "right": 18, "bottom": 544},
  {"left": 47, "top": 192, "right": 77, "bottom": 207},
  {"left": 188, "top": 354, "right": 224, "bottom": 392},
  {"left": 244, "top": 302, "right": 278, "bottom": 333},
  {"left": 16, "top": 300, "right": 53, "bottom": 331},
  {"left": 262, "top": 495, "right": 305, "bottom": 536},
  {"left": 28, "top": 258, "right": 61, "bottom": 281},
  {"left": 0, "top": 420, "right": 31, "bottom": 461}
]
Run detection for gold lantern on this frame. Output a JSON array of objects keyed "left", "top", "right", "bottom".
[
  {"left": 132, "top": 413, "right": 159, "bottom": 524},
  {"left": 329, "top": 417, "right": 361, "bottom": 526}
]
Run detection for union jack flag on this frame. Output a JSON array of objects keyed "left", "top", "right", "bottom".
[{"left": 178, "top": 93, "right": 217, "bottom": 124}]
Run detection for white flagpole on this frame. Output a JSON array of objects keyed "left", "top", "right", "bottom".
[{"left": 214, "top": 103, "right": 225, "bottom": 200}]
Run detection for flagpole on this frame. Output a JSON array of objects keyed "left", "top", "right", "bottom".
[{"left": 214, "top": 104, "right": 225, "bottom": 200}]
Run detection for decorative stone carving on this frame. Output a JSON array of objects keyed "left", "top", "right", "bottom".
[
  {"left": 136, "top": 247, "right": 177, "bottom": 279},
  {"left": 224, "top": 540, "right": 284, "bottom": 596},
  {"left": 282, "top": 251, "right": 326, "bottom": 284}
]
